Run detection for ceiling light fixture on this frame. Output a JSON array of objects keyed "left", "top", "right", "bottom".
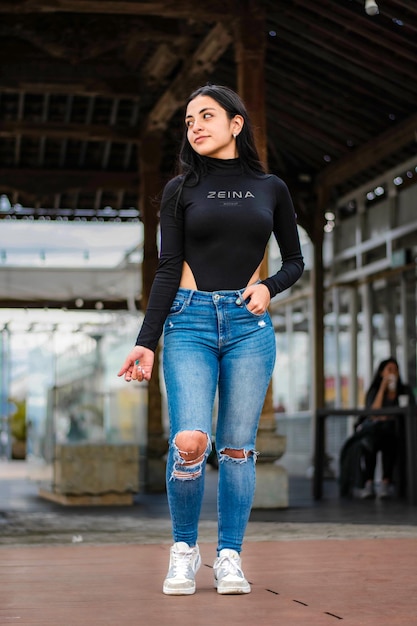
[{"left": 365, "top": 0, "right": 379, "bottom": 16}]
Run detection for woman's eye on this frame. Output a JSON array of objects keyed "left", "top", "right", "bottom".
[{"left": 186, "top": 113, "right": 212, "bottom": 127}]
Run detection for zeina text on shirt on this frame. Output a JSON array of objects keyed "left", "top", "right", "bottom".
[{"left": 206, "top": 190, "right": 255, "bottom": 199}]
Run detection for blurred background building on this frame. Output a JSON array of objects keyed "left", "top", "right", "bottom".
[{"left": 0, "top": 0, "right": 416, "bottom": 494}]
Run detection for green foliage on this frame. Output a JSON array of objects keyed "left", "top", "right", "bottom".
[{"left": 9, "top": 399, "right": 27, "bottom": 441}]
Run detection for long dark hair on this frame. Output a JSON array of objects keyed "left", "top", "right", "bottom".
[
  {"left": 366, "top": 357, "right": 403, "bottom": 401},
  {"left": 163, "top": 84, "right": 266, "bottom": 214},
  {"left": 176, "top": 84, "right": 266, "bottom": 184}
]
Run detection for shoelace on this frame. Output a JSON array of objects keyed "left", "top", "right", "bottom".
[
  {"left": 216, "top": 554, "right": 241, "bottom": 577},
  {"left": 171, "top": 549, "right": 195, "bottom": 577}
]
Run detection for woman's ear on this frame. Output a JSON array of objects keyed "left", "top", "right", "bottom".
[{"left": 232, "top": 115, "right": 244, "bottom": 137}]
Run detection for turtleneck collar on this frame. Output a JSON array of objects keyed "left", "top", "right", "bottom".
[{"left": 204, "top": 156, "right": 243, "bottom": 176}]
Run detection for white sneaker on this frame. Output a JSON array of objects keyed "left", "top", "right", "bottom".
[
  {"left": 213, "top": 549, "right": 251, "bottom": 595},
  {"left": 163, "top": 542, "right": 201, "bottom": 595},
  {"left": 379, "top": 482, "right": 392, "bottom": 499},
  {"left": 360, "top": 481, "right": 375, "bottom": 499}
]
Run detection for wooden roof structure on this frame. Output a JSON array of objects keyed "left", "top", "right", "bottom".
[
  {"left": 1, "top": 0, "right": 416, "bottom": 220},
  {"left": 0, "top": 0, "right": 416, "bottom": 311}
]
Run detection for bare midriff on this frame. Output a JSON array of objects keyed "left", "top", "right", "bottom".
[{"left": 179, "top": 261, "right": 262, "bottom": 290}]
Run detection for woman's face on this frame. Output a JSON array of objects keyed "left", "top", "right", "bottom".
[
  {"left": 382, "top": 361, "right": 399, "bottom": 378},
  {"left": 185, "top": 95, "right": 243, "bottom": 160}
]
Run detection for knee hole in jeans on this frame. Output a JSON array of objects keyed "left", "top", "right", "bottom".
[
  {"left": 218, "top": 447, "right": 258, "bottom": 463},
  {"left": 170, "top": 430, "right": 211, "bottom": 480}
]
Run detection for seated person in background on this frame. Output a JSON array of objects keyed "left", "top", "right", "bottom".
[
  {"left": 360, "top": 357, "right": 415, "bottom": 499},
  {"left": 339, "top": 357, "right": 415, "bottom": 500}
]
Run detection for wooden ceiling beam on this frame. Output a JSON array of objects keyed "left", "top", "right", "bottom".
[
  {"left": 0, "top": 81, "right": 141, "bottom": 99},
  {"left": 269, "top": 107, "right": 347, "bottom": 154},
  {"left": 317, "top": 112, "right": 417, "bottom": 188},
  {"left": 274, "top": 22, "right": 417, "bottom": 105},
  {"left": 0, "top": 21, "right": 187, "bottom": 65},
  {"left": 266, "top": 47, "right": 403, "bottom": 115},
  {"left": 0, "top": 0, "right": 238, "bottom": 20},
  {"left": 0, "top": 121, "right": 139, "bottom": 143},
  {"left": 0, "top": 169, "right": 138, "bottom": 195},
  {"left": 286, "top": 6, "right": 417, "bottom": 79},
  {"left": 292, "top": 0, "right": 417, "bottom": 63},
  {"left": 388, "top": 0, "right": 417, "bottom": 17},
  {"left": 267, "top": 117, "right": 329, "bottom": 169},
  {"left": 293, "top": 0, "right": 417, "bottom": 36},
  {"left": 141, "top": 42, "right": 184, "bottom": 86},
  {"left": 0, "top": 53, "right": 145, "bottom": 98},
  {"left": 144, "top": 22, "right": 233, "bottom": 133},
  {"left": 266, "top": 87, "right": 368, "bottom": 145}
]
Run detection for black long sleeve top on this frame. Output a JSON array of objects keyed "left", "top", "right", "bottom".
[{"left": 136, "top": 157, "right": 304, "bottom": 351}]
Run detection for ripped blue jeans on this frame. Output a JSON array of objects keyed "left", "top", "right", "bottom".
[{"left": 163, "top": 288, "right": 276, "bottom": 553}]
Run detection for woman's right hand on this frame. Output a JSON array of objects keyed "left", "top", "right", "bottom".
[{"left": 117, "top": 346, "right": 154, "bottom": 382}]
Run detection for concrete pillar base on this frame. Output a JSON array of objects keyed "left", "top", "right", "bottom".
[
  {"left": 146, "top": 457, "right": 166, "bottom": 493},
  {"left": 253, "top": 462, "right": 288, "bottom": 509}
]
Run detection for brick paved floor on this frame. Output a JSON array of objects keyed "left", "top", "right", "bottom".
[
  {"left": 2, "top": 460, "right": 417, "bottom": 625},
  {"left": 2, "top": 539, "right": 417, "bottom": 625}
]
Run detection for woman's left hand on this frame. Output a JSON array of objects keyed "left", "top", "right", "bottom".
[
  {"left": 241, "top": 283, "right": 271, "bottom": 315},
  {"left": 117, "top": 345, "right": 154, "bottom": 382}
]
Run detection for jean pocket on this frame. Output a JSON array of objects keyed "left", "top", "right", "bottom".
[
  {"left": 242, "top": 300, "right": 267, "bottom": 318},
  {"left": 168, "top": 296, "right": 187, "bottom": 315}
]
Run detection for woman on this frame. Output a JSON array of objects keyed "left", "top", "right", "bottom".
[
  {"left": 361, "top": 357, "right": 415, "bottom": 499},
  {"left": 118, "top": 84, "right": 304, "bottom": 595}
]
